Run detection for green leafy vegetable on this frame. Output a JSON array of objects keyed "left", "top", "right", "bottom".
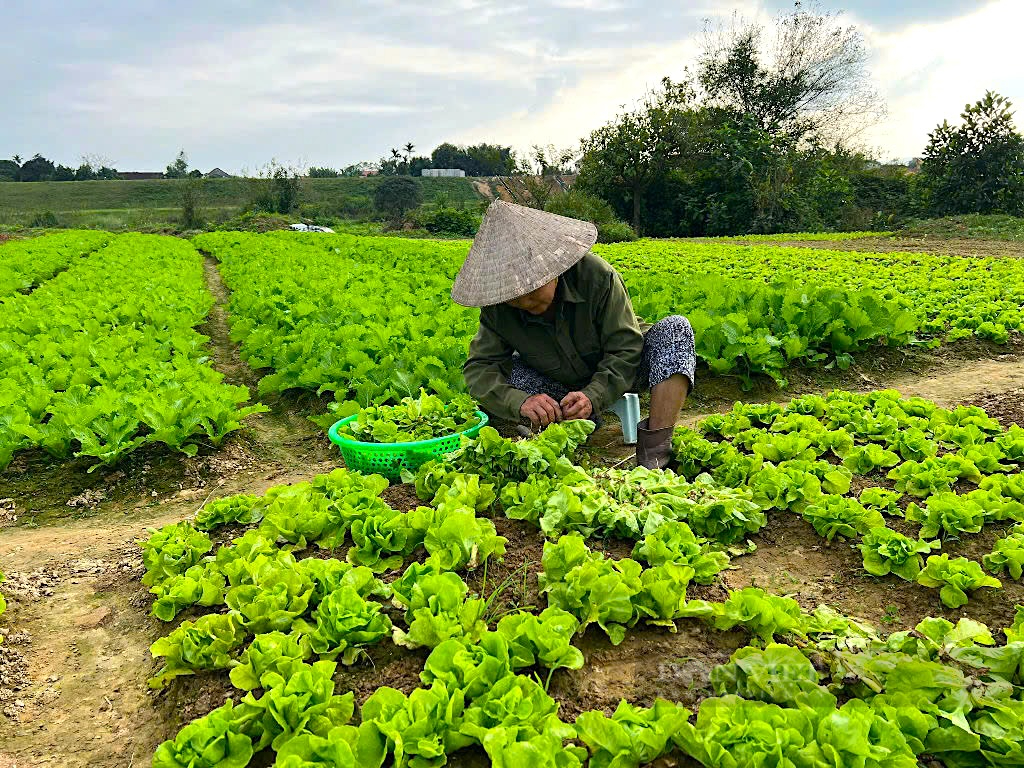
[
  {"left": 149, "top": 612, "right": 249, "bottom": 689},
  {"left": 331, "top": 390, "right": 480, "bottom": 444},
  {"left": 859, "top": 527, "right": 940, "bottom": 580},
  {"left": 917, "top": 554, "right": 1002, "bottom": 608}
]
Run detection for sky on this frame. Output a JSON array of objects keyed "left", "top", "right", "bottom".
[{"left": 1, "top": 0, "right": 1021, "bottom": 174}]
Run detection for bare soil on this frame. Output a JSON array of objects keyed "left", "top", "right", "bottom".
[
  {"left": 723, "top": 236, "right": 1024, "bottom": 259},
  {"left": 6, "top": 252, "right": 1024, "bottom": 766}
]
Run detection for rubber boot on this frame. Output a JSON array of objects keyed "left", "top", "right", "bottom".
[{"left": 635, "top": 418, "right": 674, "bottom": 470}]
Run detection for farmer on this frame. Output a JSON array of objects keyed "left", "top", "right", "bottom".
[{"left": 451, "top": 200, "right": 695, "bottom": 469}]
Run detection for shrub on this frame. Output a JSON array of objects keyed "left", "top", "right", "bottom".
[
  {"left": 180, "top": 178, "right": 204, "bottom": 230},
  {"left": 420, "top": 207, "right": 479, "bottom": 237},
  {"left": 29, "top": 211, "right": 60, "bottom": 228},
  {"left": 545, "top": 189, "right": 637, "bottom": 242},
  {"left": 374, "top": 177, "right": 423, "bottom": 226},
  {"left": 597, "top": 220, "right": 638, "bottom": 243}
]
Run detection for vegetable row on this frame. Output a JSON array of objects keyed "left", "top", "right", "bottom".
[
  {"left": 671, "top": 388, "right": 1024, "bottom": 607},
  {"left": 0, "top": 233, "right": 266, "bottom": 469},
  {"left": 602, "top": 238, "right": 1024, "bottom": 386},
  {"left": 0, "top": 229, "right": 111, "bottom": 298},
  {"left": 143, "top": 413, "right": 1024, "bottom": 767},
  {"left": 192, "top": 231, "right": 478, "bottom": 407},
  {"left": 194, "top": 231, "right": 1024, "bottom": 408}
]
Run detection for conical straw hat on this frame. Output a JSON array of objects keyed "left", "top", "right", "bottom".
[{"left": 451, "top": 200, "right": 598, "bottom": 307}]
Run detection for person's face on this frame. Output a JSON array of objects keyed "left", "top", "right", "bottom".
[{"left": 507, "top": 279, "right": 558, "bottom": 315}]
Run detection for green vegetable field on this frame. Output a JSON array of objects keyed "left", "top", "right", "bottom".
[{"left": 5, "top": 229, "right": 1024, "bottom": 767}]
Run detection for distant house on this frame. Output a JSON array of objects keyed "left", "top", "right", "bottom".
[
  {"left": 205, "top": 167, "right": 232, "bottom": 179},
  {"left": 360, "top": 168, "right": 378, "bottom": 177},
  {"left": 118, "top": 171, "right": 164, "bottom": 181},
  {"left": 421, "top": 168, "right": 466, "bottom": 178}
]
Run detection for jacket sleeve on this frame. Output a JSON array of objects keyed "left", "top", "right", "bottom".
[
  {"left": 581, "top": 272, "right": 644, "bottom": 414},
  {"left": 463, "top": 310, "right": 530, "bottom": 422}
]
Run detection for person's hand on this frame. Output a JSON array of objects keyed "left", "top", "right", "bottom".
[
  {"left": 560, "top": 391, "right": 593, "bottom": 420},
  {"left": 520, "top": 394, "right": 563, "bottom": 428}
]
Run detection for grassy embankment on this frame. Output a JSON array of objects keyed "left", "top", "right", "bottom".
[{"left": 0, "top": 176, "right": 487, "bottom": 230}]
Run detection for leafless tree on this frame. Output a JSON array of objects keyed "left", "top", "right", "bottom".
[{"left": 699, "top": 0, "right": 885, "bottom": 145}]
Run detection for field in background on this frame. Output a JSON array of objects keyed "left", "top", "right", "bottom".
[
  {"left": 5, "top": 226, "right": 1024, "bottom": 766},
  {"left": 0, "top": 176, "right": 487, "bottom": 228}
]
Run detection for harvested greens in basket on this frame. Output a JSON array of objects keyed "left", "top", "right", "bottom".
[{"left": 333, "top": 391, "right": 481, "bottom": 444}]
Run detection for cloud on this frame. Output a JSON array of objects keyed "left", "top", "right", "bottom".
[
  {"left": 860, "top": 0, "right": 1024, "bottom": 158},
  {"left": 0, "top": 0, "right": 1013, "bottom": 171}
]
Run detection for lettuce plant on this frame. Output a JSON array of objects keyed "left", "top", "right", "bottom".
[
  {"left": 299, "top": 585, "right": 392, "bottom": 663},
  {"left": 888, "top": 458, "right": 961, "bottom": 497},
  {"left": 859, "top": 526, "right": 940, "bottom": 580},
  {"left": 359, "top": 683, "right": 463, "bottom": 768},
  {"left": 141, "top": 521, "right": 213, "bottom": 588},
  {"left": 390, "top": 568, "right": 487, "bottom": 649},
  {"left": 905, "top": 492, "right": 986, "bottom": 539},
  {"left": 859, "top": 487, "right": 903, "bottom": 516},
  {"left": 228, "top": 630, "right": 312, "bottom": 691},
  {"left": 151, "top": 700, "right": 259, "bottom": 768},
  {"left": 751, "top": 432, "right": 819, "bottom": 463},
  {"left": 631, "top": 520, "right": 729, "bottom": 583},
  {"left": 983, "top": 526, "right": 1024, "bottom": 580},
  {"left": 224, "top": 558, "right": 315, "bottom": 634},
  {"left": 890, "top": 427, "right": 939, "bottom": 462},
  {"left": 150, "top": 564, "right": 226, "bottom": 621},
  {"left": 423, "top": 506, "right": 507, "bottom": 571},
  {"left": 193, "top": 494, "right": 263, "bottom": 532},
  {"left": 710, "top": 644, "right": 823, "bottom": 706},
  {"left": 420, "top": 632, "right": 513, "bottom": 700},
  {"left": 274, "top": 723, "right": 385, "bottom": 768},
  {"left": 917, "top": 554, "right": 1002, "bottom": 608},
  {"left": 539, "top": 535, "right": 643, "bottom": 645},
  {"left": 678, "top": 587, "right": 806, "bottom": 643},
  {"left": 575, "top": 699, "right": 690, "bottom": 768},
  {"left": 780, "top": 459, "right": 852, "bottom": 495},
  {"left": 747, "top": 464, "right": 822, "bottom": 512},
  {"left": 149, "top": 612, "right": 249, "bottom": 689},
  {"left": 842, "top": 443, "right": 901, "bottom": 475},
  {"left": 496, "top": 608, "right": 584, "bottom": 672},
  {"left": 243, "top": 660, "right": 355, "bottom": 751},
  {"left": 801, "top": 495, "right": 884, "bottom": 541}
]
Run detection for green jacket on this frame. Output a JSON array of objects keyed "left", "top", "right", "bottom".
[{"left": 463, "top": 252, "right": 649, "bottom": 421}]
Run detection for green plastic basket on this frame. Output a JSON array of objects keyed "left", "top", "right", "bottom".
[{"left": 327, "top": 411, "right": 489, "bottom": 482}]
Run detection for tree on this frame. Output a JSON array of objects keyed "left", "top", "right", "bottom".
[
  {"left": 188, "top": 168, "right": 203, "bottom": 178},
  {"left": 309, "top": 166, "right": 341, "bottom": 177},
  {"left": 74, "top": 163, "right": 97, "bottom": 181},
  {"left": 919, "top": 91, "right": 1024, "bottom": 216},
  {"left": 373, "top": 176, "right": 422, "bottom": 226},
  {"left": 17, "top": 154, "right": 56, "bottom": 182},
  {"left": 530, "top": 145, "right": 576, "bottom": 176},
  {"left": 428, "top": 142, "right": 517, "bottom": 176},
  {"left": 53, "top": 164, "right": 76, "bottom": 181},
  {"left": 698, "top": 1, "right": 883, "bottom": 144},
  {"left": 576, "top": 78, "right": 696, "bottom": 232},
  {"left": 164, "top": 150, "right": 190, "bottom": 179},
  {"left": 340, "top": 162, "right": 375, "bottom": 177},
  {"left": 0, "top": 159, "right": 18, "bottom": 181}
]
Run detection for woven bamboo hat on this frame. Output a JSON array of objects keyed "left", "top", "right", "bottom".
[{"left": 451, "top": 200, "right": 598, "bottom": 307}]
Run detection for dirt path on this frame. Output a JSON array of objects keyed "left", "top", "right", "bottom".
[{"left": 722, "top": 236, "right": 1024, "bottom": 259}]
